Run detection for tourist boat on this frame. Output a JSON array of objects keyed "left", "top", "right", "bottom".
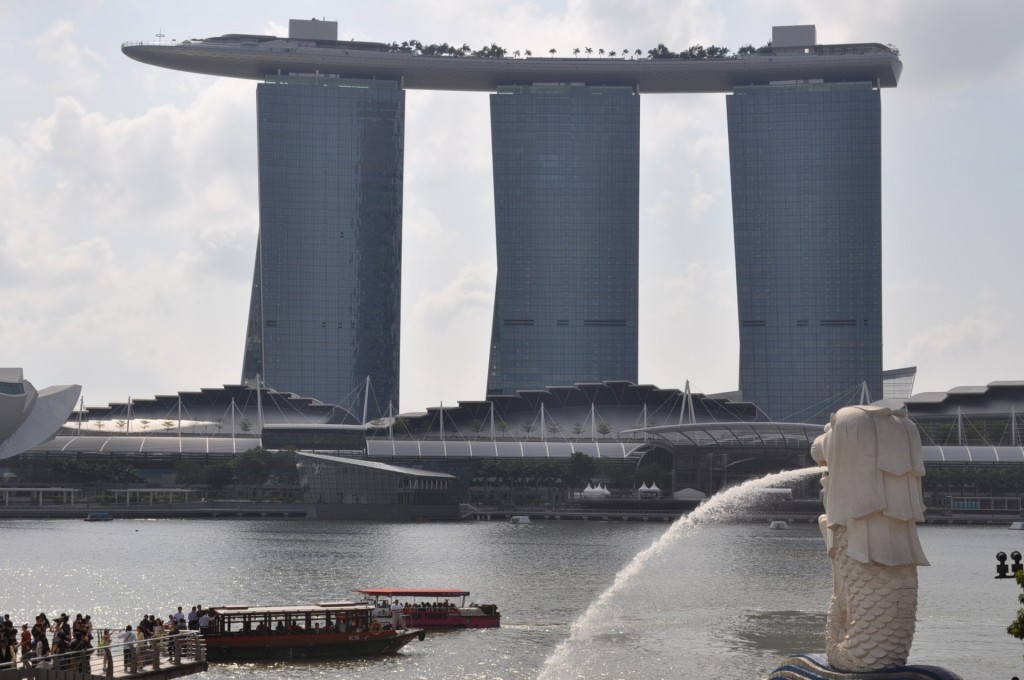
[
  {"left": 509, "top": 515, "right": 531, "bottom": 524},
  {"left": 357, "top": 589, "right": 501, "bottom": 629},
  {"left": 1009, "top": 521, "right": 1024, "bottom": 530},
  {"left": 84, "top": 511, "right": 113, "bottom": 522},
  {"left": 202, "top": 602, "right": 424, "bottom": 661},
  {"left": 768, "top": 520, "right": 789, "bottom": 530}
]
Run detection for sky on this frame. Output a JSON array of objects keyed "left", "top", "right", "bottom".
[{"left": 1, "top": 0, "right": 1023, "bottom": 414}]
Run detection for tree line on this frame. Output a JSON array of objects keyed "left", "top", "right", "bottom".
[{"left": 385, "top": 40, "right": 776, "bottom": 60}]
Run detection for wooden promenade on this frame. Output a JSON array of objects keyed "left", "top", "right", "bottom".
[{"left": 0, "top": 632, "right": 207, "bottom": 680}]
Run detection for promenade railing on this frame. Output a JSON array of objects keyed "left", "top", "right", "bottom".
[{"left": 0, "top": 629, "right": 206, "bottom": 679}]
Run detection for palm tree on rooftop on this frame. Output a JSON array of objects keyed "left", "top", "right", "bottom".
[
  {"left": 609, "top": 50, "right": 617, "bottom": 57},
  {"left": 514, "top": 49, "right": 521, "bottom": 58},
  {"left": 573, "top": 47, "right": 580, "bottom": 57},
  {"left": 623, "top": 48, "right": 629, "bottom": 58},
  {"left": 634, "top": 48, "right": 642, "bottom": 58},
  {"left": 598, "top": 48, "right": 605, "bottom": 57},
  {"left": 549, "top": 48, "right": 557, "bottom": 57},
  {"left": 585, "top": 46, "right": 593, "bottom": 57},
  {"left": 525, "top": 49, "right": 532, "bottom": 57}
]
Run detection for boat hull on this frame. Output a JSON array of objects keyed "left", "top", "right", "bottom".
[{"left": 203, "top": 629, "right": 424, "bottom": 662}]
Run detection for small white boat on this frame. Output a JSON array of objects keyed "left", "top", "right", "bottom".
[
  {"left": 509, "top": 515, "right": 531, "bottom": 525},
  {"left": 768, "top": 520, "right": 789, "bottom": 530},
  {"left": 1009, "top": 521, "right": 1024, "bottom": 530}
]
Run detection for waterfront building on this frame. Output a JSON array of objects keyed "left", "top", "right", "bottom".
[
  {"left": 487, "top": 85, "right": 639, "bottom": 395},
  {"left": 296, "top": 452, "right": 458, "bottom": 520},
  {"left": 240, "top": 72, "right": 404, "bottom": 417},
  {"left": 0, "top": 367, "right": 80, "bottom": 461},
  {"left": 726, "top": 25, "right": 884, "bottom": 423},
  {"left": 122, "top": 22, "right": 902, "bottom": 414}
]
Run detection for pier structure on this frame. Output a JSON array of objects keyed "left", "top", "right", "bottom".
[
  {"left": 0, "top": 630, "right": 206, "bottom": 679},
  {"left": 122, "top": 21, "right": 902, "bottom": 422}
]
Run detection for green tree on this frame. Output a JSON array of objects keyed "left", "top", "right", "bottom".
[
  {"left": 569, "top": 452, "right": 595, "bottom": 487},
  {"left": 115, "top": 420, "right": 126, "bottom": 433},
  {"left": 175, "top": 461, "right": 206, "bottom": 486},
  {"left": 240, "top": 418, "right": 253, "bottom": 433},
  {"left": 139, "top": 419, "right": 150, "bottom": 433},
  {"left": 470, "top": 420, "right": 486, "bottom": 438},
  {"left": 548, "top": 48, "right": 556, "bottom": 57},
  {"left": 596, "top": 421, "right": 613, "bottom": 438},
  {"left": 1007, "top": 569, "right": 1024, "bottom": 644},
  {"left": 161, "top": 419, "right": 174, "bottom": 432},
  {"left": 497, "top": 421, "right": 510, "bottom": 438},
  {"left": 234, "top": 448, "right": 270, "bottom": 486},
  {"left": 269, "top": 450, "right": 299, "bottom": 485},
  {"left": 207, "top": 463, "right": 234, "bottom": 489},
  {"left": 572, "top": 422, "right": 585, "bottom": 437}
]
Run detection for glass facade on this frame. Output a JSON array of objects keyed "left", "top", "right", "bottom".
[
  {"left": 241, "top": 77, "right": 404, "bottom": 416},
  {"left": 727, "top": 82, "right": 882, "bottom": 423},
  {"left": 487, "top": 85, "right": 639, "bottom": 396}
]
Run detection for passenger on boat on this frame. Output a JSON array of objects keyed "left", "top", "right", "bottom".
[
  {"left": 275, "top": 620, "right": 286, "bottom": 633},
  {"left": 390, "top": 601, "right": 405, "bottom": 630}
]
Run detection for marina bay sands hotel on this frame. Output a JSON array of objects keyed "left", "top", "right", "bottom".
[{"left": 123, "top": 21, "right": 902, "bottom": 422}]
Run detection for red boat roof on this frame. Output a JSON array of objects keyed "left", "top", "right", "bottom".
[{"left": 356, "top": 589, "right": 470, "bottom": 598}]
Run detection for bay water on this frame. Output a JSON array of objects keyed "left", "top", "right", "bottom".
[{"left": 1, "top": 514, "right": 1019, "bottom": 678}]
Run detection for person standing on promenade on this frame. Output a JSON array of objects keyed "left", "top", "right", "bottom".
[
  {"left": 68, "top": 630, "right": 91, "bottom": 672},
  {"left": 166, "top": 618, "right": 180, "bottom": 661},
  {"left": 198, "top": 609, "right": 211, "bottom": 635},
  {"left": 118, "top": 625, "right": 136, "bottom": 671},
  {"left": 98, "top": 628, "right": 113, "bottom": 675},
  {"left": 19, "top": 624, "right": 30, "bottom": 659},
  {"left": 0, "top": 637, "right": 14, "bottom": 669}
]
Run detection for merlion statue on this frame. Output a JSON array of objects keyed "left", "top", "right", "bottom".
[{"left": 811, "top": 405, "right": 929, "bottom": 673}]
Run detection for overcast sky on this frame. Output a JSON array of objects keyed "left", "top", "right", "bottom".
[{"left": 2, "top": 0, "right": 1022, "bottom": 414}]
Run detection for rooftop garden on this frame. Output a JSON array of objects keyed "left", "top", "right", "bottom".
[
  {"left": 384, "top": 40, "right": 774, "bottom": 60},
  {"left": 381, "top": 39, "right": 899, "bottom": 59}
]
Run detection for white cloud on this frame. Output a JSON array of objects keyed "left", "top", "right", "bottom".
[{"left": 4, "top": 1, "right": 1024, "bottom": 412}]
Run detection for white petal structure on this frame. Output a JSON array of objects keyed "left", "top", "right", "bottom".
[{"left": 0, "top": 368, "right": 81, "bottom": 461}]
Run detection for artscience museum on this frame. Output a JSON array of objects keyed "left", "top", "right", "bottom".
[{"left": 0, "top": 368, "right": 81, "bottom": 461}]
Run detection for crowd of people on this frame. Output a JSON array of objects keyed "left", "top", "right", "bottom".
[{"left": 0, "top": 606, "right": 208, "bottom": 672}]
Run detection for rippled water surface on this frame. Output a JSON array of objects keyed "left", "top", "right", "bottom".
[{"left": 1, "top": 517, "right": 1018, "bottom": 678}]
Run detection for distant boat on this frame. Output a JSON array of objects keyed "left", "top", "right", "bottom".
[
  {"left": 357, "top": 589, "right": 500, "bottom": 628},
  {"left": 509, "top": 515, "right": 531, "bottom": 525},
  {"left": 768, "top": 520, "right": 789, "bottom": 530},
  {"left": 84, "top": 512, "right": 113, "bottom": 522},
  {"left": 1009, "top": 521, "right": 1024, "bottom": 530}
]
